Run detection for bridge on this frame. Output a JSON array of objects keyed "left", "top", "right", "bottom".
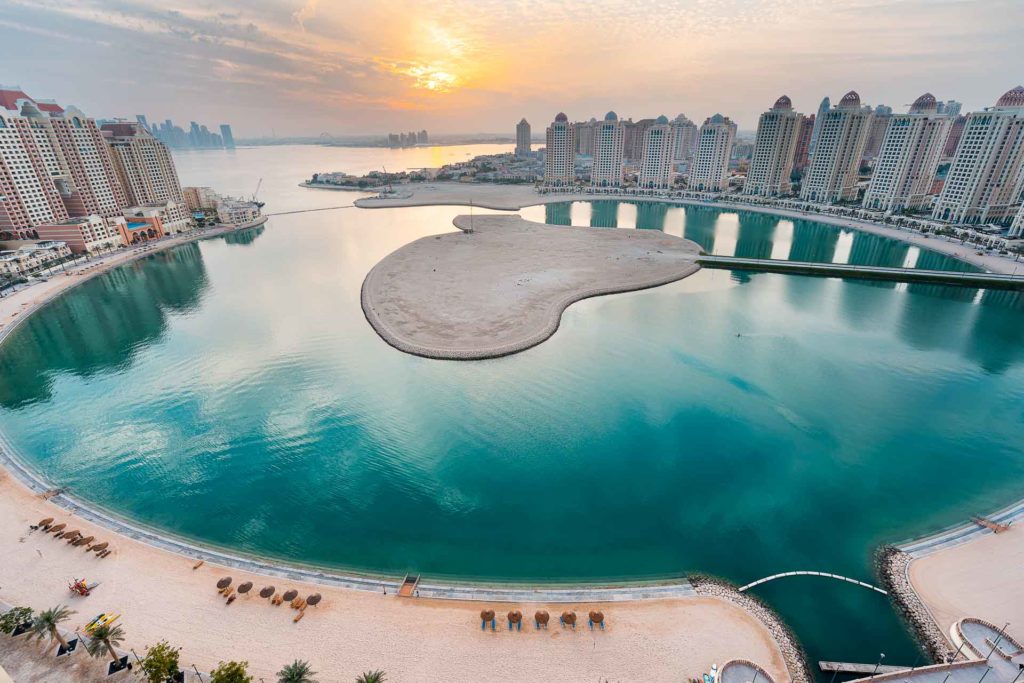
[
  {"left": 697, "top": 255, "right": 1024, "bottom": 290},
  {"left": 738, "top": 571, "right": 888, "bottom": 595}
]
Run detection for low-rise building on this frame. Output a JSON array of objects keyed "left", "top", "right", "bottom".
[
  {"left": 0, "top": 240, "right": 71, "bottom": 276},
  {"left": 123, "top": 200, "right": 191, "bottom": 234},
  {"left": 35, "top": 215, "right": 126, "bottom": 253},
  {"left": 216, "top": 198, "right": 261, "bottom": 225},
  {"left": 182, "top": 186, "right": 221, "bottom": 211}
]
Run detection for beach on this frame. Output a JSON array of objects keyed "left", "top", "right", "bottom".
[
  {"left": 361, "top": 213, "right": 702, "bottom": 359},
  {"left": 0, "top": 467, "right": 789, "bottom": 682}
]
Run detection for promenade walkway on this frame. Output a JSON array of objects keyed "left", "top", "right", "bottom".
[{"left": 698, "top": 256, "right": 1024, "bottom": 290}]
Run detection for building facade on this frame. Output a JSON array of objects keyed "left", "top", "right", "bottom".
[
  {"left": 1011, "top": 202, "right": 1024, "bottom": 238},
  {"left": 515, "top": 118, "right": 531, "bottom": 157},
  {"left": 0, "top": 241, "right": 71, "bottom": 276},
  {"left": 590, "top": 112, "right": 625, "bottom": 187},
  {"left": 744, "top": 96, "right": 803, "bottom": 196},
  {"left": 799, "top": 91, "right": 872, "bottom": 204},
  {"left": 932, "top": 86, "right": 1024, "bottom": 226},
  {"left": 102, "top": 122, "right": 186, "bottom": 209},
  {"left": 543, "top": 113, "right": 576, "bottom": 186},
  {"left": 637, "top": 116, "right": 675, "bottom": 189},
  {"left": 863, "top": 93, "right": 952, "bottom": 213},
  {"left": 35, "top": 215, "right": 126, "bottom": 253},
  {"left": 689, "top": 114, "right": 737, "bottom": 192},
  {"left": 671, "top": 114, "right": 699, "bottom": 164},
  {"left": 862, "top": 106, "right": 893, "bottom": 161},
  {"left": 792, "top": 114, "right": 815, "bottom": 173},
  {"left": 808, "top": 97, "right": 831, "bottom": 158}
]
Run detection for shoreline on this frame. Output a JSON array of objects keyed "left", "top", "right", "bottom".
[{"left": 354, "top": 183, "right": 1020, "bottom": 275}]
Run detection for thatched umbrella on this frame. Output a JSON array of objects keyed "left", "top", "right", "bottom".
[
  {"left": 90, "top": 541, "right": 109, "bottom": 553},
  {"left": 49, "top": 523, "right": 66, "bottom": 534},
  {"left": 589, "top": 611, "right": 604, "bottom": 629},
  {"left": 535, "top": 610, "right": 549, "bottom": 628},
  {"left": 216, "top": 577, "right": 232, "bottom": 590},
  {"left": 561, "top": 611, "right": 576, "bottom": 628},
  {"left": 259, "top": 586, "right": 275, "bottom": 599},
  {"left": 63, "top": 530, "right": 81, "bottom": 542},
  {"left": 37, "top": 517, "right": 53, "bottom": 529},
  {"left": 74, "top": 535, "right": 94, "bottom": 547},
  {"left": 507, "top": 610, "right": 522, "bottom": 631},
  {"left": 480, "top": 609, "right": 495, "bottom": 630},
  {"left": 306, "top": 593, "right": 321, "bottom": 607},
  {"left": 237, "top": 581, "right": 253, "bottom": 595},
  {"left": 282, "top": 589, "right": 298, "bottom": 602}
]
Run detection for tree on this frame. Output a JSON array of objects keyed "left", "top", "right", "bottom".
[
  {"left": 138, "top": 641, "right": 182, "bottom": 683},
  {"left": 29, "top": 604, "right": 75, "bottom": 651},
  {"left": 277, "top": 659, "right": 318, "bottom": 683},
  {"left": 85, "top": 623, "right": 125, "bottom": 663},
  {"left": 355, "top": 671, "right": 386, "bottom": 683},
  {"left": 210, "top": 660, "right": 253, "bottom": 683},
  {"left": 0, "top": 607, "right": 33, "bottom": 635}
]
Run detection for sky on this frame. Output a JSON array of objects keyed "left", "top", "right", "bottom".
[{"left": 1, "top": 0, "right": 1022, "bottom": 138}]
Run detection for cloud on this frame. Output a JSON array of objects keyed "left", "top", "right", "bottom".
[{"left": 292, "top": 0, "right": 317, "bottom": 30}]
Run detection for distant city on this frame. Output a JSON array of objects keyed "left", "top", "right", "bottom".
[{"left": 135, "top": 114, "right": 236, "bottom": 150}]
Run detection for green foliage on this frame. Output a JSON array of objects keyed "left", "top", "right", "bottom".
[
  {"left": 138, "top": 640, "right": 182, "bottom": 683},
  {"left": 0, "top": 607, "right": 33, "bottom": 634},
  {"left": 210, "top": 660, "right": 253, "bottom": 683},
  {"left": 355, "top": 671, "right": 386, "bottom": 683},
  {"left": 85, "top": 623, "right": 125, "bottom": 661},
  {"left": 30, "top": 605, "right": 75, "bottom": 645},
  {"left": 277, "top": 659, "right": 318, "bottom": 683}
]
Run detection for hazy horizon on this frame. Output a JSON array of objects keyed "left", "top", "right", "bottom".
[{"left": 2, "top": 0, "right": 1022, "bottom": 138}]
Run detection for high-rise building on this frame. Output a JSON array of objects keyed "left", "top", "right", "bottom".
[
  {"left": 862, "top": 107, "right": 892, "bottom": 160},
  {"left": 49, "top": 106, "right": 128, "bottom": 219},
  {"left": 808, "top": 96, "right": 831, "bottom": 158},
  {"left": 102, "top": 122, "right": 185, "bottom": 208},
  {"left": 136, "top": 114, "right": 149, "bottom": 130},
  {"left": 932, "top": 86, "right": 1024, "bottom": 226},
  {"left": 744, "top": 95, "right": 803, "bottom": 196},
  {"left": 219, "top": 124, "right": 235, "bottom": 149},
  {"left": 863, "top": 93, "right": 952, "bottom": 212},
  {"left": 689, "top": 114, "right": 737, "bottom": 192},
  {"left": 792, "top": 114, "right": 815, "bottom": 172},
  {"left": 515, "top": 118, "right": 531, "bottom": 156},
  {"left": 590, "top": 112, "right": 625, "bottom": 187},
  {"left": 937, "top": 100, "right": 963, "bottom": 118},
  {"left": 623, "top": 119, "right": 656, "bottom": 162},
  {"left": 799, "top": 91, "right": 872, "bottom": 203},
  {"left": 942, "top": 115, "right": 967, "bottom": 158},
  {"left": 671, "top": 114, "right": 699, "bottom": 164},
  {"left": 637, "top": 115, "right": 675, "bottom": 189},
  {"left": 576, "top": 119, "right": 597, "bottom": 156},
  {"left": 544, "top": 113, "right": 576, "bottom": 186},
  {"left": 417, "top": 130, "right": 428, "bottom": 144}
]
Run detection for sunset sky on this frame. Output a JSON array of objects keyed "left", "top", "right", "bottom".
[{"left": 1, "top": 0, "right": 1022, "bottom": 137}]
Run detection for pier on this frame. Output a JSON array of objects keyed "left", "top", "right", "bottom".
[
  {"left": 820, "top": 662, "right": 909, "bottom": 675},
  {"left": 697, "top": 255, "right": 1024, "bottom": 290}
]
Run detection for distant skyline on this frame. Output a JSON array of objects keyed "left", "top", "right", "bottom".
[{"left": 1, "top": 0, "right": 1022, "bottom": 138}]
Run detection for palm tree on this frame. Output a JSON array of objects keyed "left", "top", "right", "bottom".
[
  {"left": 355, "top": 671, "right": 386, "bottom": 683},
  {"left": 30, "top": 605, "right": 75, "bottom": 652},
  {"left": 277, "top": 659, "right": 318, "bottom": 683},
  {"left": 85, "top": 623, "right": 125, "bottom": 664}
]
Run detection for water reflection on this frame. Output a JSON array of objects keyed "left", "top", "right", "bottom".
[
  {"left": 0, "top": 242, "right": 210, "bottom": 408},
  {"left": 222, "top": 225, "right": 266, "bottom": 247}
]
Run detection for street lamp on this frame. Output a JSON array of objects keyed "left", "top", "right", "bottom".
[
  {"left": 986, "top": 623, "right": 1010, "bottom": 660},
  {"left": 872, "top": 653, "right": 886, "bottom": 677}
]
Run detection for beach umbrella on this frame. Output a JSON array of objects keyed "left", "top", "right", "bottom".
[
  {"left": 237, "top": 582, "right": 253, "bottom": 594},
  {"left": 282, "top": 589, "right": 298, "bottom": 602},
  {"left": 561, "top": 611, "right": 576, "bottom": 627},
  {"left": 62, "top": 530, "right": 80, "bottom": 541},
  {"left": 508, "top": 611, "right": 522, "bottom": 624},
  {"left": 38, "top": 517, "right": 53, "bottom": 529},
  {"left": 259, "top": 586, "right": 275, "bottom": 599},
  {"left": 75, "top": 536, "right": 94, "bottom": 547},
  {"left": 535, "top": 610, "right": 549, "bottom": 626},
  {"left": 216, "top": 577, "right": 232, "bottom": 590},
  {"left": 90, "top": 541, "right": 108, "bottom": 552},
  {"left": 589, "top": 611, "right": 604, "bottom": 624},
  {"left": 480, "top": 609, "right": 495, "bottom": 622},
  {"left": 306, "top": 593, "right": 321, "bottom": 606},
  {"left": 49, "top": 523, "right": 66, "bottom": 534}
]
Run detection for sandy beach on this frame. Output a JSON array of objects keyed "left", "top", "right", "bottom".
[
  {"left": 361, "top": 213, "right": 702, "bottom": 359},
  {"left": 353, "top": 183, "right": 1022, "bottom": 275},
  {"left": 0, "top": 468, "right": 789, "bottom": 682},
  {"left": 908, "top": 525, "right": 1024, "bottom": 637}
]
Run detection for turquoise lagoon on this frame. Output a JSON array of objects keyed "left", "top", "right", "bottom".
[{"left": 1, "top": 146, "right": 1023, "bottom": 675}]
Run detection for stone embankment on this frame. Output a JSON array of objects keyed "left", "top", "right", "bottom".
[
  {"left": 876, "top": 546, "right": 954, "bottom": 662},
  {"left": 691, "top": 575, "right": 810, "bottom": 683}
]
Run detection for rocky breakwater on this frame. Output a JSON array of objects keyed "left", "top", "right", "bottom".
[
  {"left": 877, "top": 546, "right": 954, "bottom": 662},
  {"left": 690, "top": 575, "right": 810, "bottom": 683}
]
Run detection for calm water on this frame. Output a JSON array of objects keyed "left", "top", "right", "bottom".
[{"left": 2, "top": 145, "right": 1023, "bottom": 674}]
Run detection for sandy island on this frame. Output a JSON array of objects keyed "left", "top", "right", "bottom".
[
  {"left": 361, "top": 214, "right": 702, "bottom": 359},
  {"left": 354, "top": 182, "right": 1021, "bottom": 275}
]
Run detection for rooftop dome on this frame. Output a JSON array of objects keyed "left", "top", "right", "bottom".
[
  {"left": 554, "top": 112, "right": 568, "bottom": 122},
  {"left": 838, "top": 91, "right": 861, "bottom": 109},
  {"left": 909, "top": 92, "right": 937, "bottom": 113},
  {"left": 996, "top": 85, "right": 1024, "bottom": 107},
  {"left": 708, "top": 113, "right": 726, "bottom": 124},
  {"left": 655, "top": 115, "right": 669, "bottom": 124},
  {"left": 773, "top": 95, "right": 793, "bottom": 111},
  {"left": 604, "top": 111, "right": 618, "bottom": 121}
]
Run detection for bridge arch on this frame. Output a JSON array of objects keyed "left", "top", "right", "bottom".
[{"left": 738, "top": 571, "right": 887, "bottom": 595}]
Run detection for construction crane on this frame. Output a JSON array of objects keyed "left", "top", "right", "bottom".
[
  {"left": 251, "top": 178, "right": 264, "bottom": 208},
  {"left": 381, "top": 167, "right": 393, "bottom": 194}
]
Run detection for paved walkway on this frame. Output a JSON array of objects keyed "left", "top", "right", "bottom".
[{"left": 899, "top": 499, "right": 1024, "bottom": 559}]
